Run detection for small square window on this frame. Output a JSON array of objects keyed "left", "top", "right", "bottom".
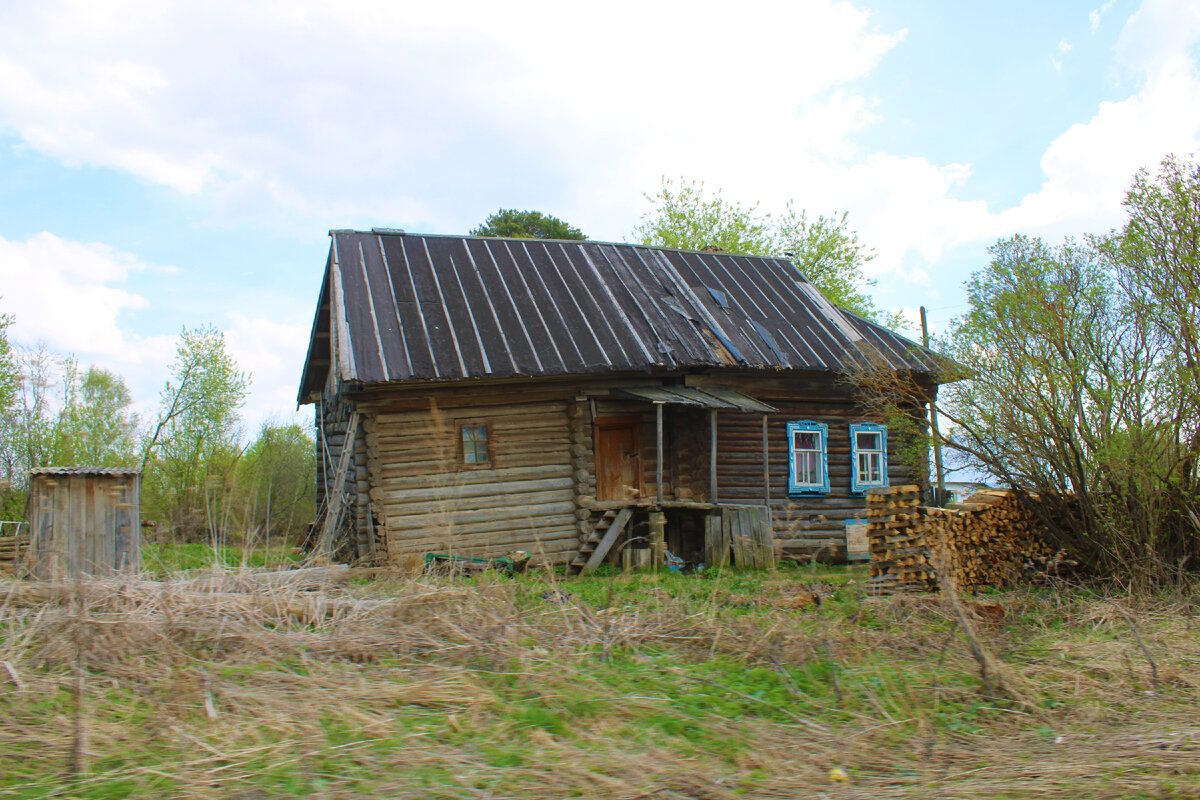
[{"left": 459, "top": 423, "right": 490, "bottom": 467}]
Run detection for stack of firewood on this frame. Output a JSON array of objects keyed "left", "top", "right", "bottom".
[
  {"left": 866, "top": 487, "right": 1057, "bottom": 595},
  {"left": 0, "top": 530, "right": 29, "bottom": 576},
  {"left": 865, "top": 485, "right": 936, "bottom": 595}
]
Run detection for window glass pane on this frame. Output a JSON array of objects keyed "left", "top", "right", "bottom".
[
  {"left": 794, "top": 431, "right": 818, "bottom": 451},
  {"left": 462, "top": 425, "right": 488, "bottom": 464},
  {"left": 856, "top": 432, "right": 880, "bottom": 451}
]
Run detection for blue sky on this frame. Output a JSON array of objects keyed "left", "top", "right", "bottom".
[{"left": 1, "top": 0, "right": 1198, "bottom": 434}]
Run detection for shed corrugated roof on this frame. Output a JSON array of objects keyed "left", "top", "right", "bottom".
[{"left": 298, "top": 232, "right": 938, "bottom": 402}]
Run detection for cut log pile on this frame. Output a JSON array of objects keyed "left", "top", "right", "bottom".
[
  {"left": 866, "top": 486, "right": 1057, "bottom": 595},
  {"left": 0, "top": 530, "right": 29, "bottom": 576}
]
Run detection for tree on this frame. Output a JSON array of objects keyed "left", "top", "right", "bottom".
[
  {"left": 0, "top": 309, "right": 19, "bottom": 484},
  {"left": 853, "top": 156, "right": 1200, "bottom": 584},
  {"left": 55, "top": 366, "right": 140, "bottom": 467},
  {"left": 632, "top": 179, "right": 773, "bottom": 255},
  {"left": 236, "top": 422, "right": 316, "bottom": 546},
  {"left": 142, "top": 325, "right": 250, "bottom": 542},
  {"left": 633, "top": 178, "right": 885, "bottom": 321},
  {"left": 471, "top": 209, "right": 587, "bottom": 240}
]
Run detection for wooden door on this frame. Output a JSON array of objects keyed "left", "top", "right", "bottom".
[{"left": 595, "top": 416, "right": 643, "bottom": 501}]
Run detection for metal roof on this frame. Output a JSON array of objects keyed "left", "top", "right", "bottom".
[
  {"left": 616, "top": 386, "right": 777, "bottom": 413},
  {"left": 30, "top": 467, "right": 141, "bottom": 476},
  {"left": 298, "top": 232, "right": 940, "bottom": 402}
]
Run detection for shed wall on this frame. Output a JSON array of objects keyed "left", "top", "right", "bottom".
[{"left": 27, "top": 473, "right": 141, "bottom": 578}]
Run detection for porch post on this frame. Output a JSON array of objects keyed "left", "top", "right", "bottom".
[
  {"left": 655, "top": 401, "right": 664, "bottom": 505},
  {"left": 709, "top": 409, "right": 718, "bottom": 504},
  {"left": 762, "top": 414, "right": 770, "bottom": 509}
]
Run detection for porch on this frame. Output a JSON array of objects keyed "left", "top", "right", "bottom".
[{"left": 569, "top": 386, "right": 778, "bottom": 574}]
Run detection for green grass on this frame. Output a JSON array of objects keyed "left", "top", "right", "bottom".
[{"left": 140, "top": 542, "right": 302, "bottom": 575}]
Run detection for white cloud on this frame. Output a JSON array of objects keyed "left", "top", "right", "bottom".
[
  {"left": 995, "top": 0, "right": 1200, "bottom": 237},
  {"left": 0, "top": 232, "right": 151, "bottom": 355},
  {"left": 224, "top": 312, "right": 312, "bottom": 428},
  {"left": 1090, "top": 0, "right": 1118, "bottom": 34},
  {"left": 0, "top": 0, "right": 905, "bottom": 237}
]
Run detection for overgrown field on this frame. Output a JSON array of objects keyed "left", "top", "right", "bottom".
[{"left": 0, "top": 562, "right": 1197, "bottom": 799}]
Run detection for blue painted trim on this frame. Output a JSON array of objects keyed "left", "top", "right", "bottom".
[
  {"left": 849, "top": 422, "right": 888, "bottom": 494},
  {"left": 786, "top": 420, "right": 829, "bottom": 496}
]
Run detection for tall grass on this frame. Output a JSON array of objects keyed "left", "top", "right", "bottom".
[{"left": 0, "top": 566, "right": 1197, "bottom": 798}]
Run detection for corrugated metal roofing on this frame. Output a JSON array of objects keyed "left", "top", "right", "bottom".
[
  {"left": 616, "top": 386, "right": 778, "bottom": 413},
  {"left": 298, "top": 232, "right": 939, "bottom": 402},
  {"left": 30, "top": 467, "right": 141, "bottom": 476}
]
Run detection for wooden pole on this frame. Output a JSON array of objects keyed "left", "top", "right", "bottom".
[
  {"left": 761, "top": 414, "right": 770, "bottom": 509},
  {"left": 655, "top": 402, "right": 664, "bottom": 505},
  {"left": 921, "top": 306, "right": 946, "bottom": 504},
  {"left": 709, "top": 409, "right": 718, "bottom": 504}
]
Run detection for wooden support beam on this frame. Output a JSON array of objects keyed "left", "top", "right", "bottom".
[
  {"left": 311, "top": 410, "right": 360, "bottom": 560},
  {"left": 709, "top": 409, "right": 718, "bottom": 504},
  {"left": 656, "top": 402, "right": 664, "bottom": 505},
  {"left": 648, "top": 510, "right": 666, "bottom": 571},
  {"left": 762, "top": 414, "right": 770, "bottom": 510}
]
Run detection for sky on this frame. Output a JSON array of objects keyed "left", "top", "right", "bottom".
[{"left": 1, "top": 0, "right": 1198, "bottom": 436}]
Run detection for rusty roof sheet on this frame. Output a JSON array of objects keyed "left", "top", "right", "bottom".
[{"left": 298, "top": 232, "right": 940, "bottom": 402}]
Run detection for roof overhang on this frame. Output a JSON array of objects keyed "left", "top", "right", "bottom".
[{"left": 615, "top": 386, "right": 777, "bottom": 413}]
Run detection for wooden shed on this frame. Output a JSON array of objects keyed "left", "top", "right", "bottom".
[
  {"left": 26, "top": 467, "right": 142, "bottom": 579},
  {"left": 298, "top": 231, "right": 942, "bottom": 570}
]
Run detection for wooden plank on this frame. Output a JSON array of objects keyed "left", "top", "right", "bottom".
[
  {"left": 581, "top": 506, "right": 633, "bottom": 575},
  {"left": 67, "top": 477, "right": 83, "bottom": 578},
  {"left": 728, "top": 509, "right": 745, "bottom": 567},
  {"left": 313, "top": 410, "right": 360, "bottom": 558},
  {"left": 752, "top": 507, "right": 774, "bottom": 568}
]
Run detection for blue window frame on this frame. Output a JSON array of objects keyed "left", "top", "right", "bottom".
[
  {"left": 786, "top": 420, "right": 829, "bottom": 495},
  {"left": 850, "top": 422, "right": 888, "bottom": 493}
]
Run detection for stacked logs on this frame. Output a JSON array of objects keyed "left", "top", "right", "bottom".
[
  {"left": 0, "top": 528, "right": 29, "bottom": 576},
  {"left": 865, "top": 486, "right": 935, "bottom": 594},
  {"left": 866, "top": 487, "right": 1056, "bottom": 595}
]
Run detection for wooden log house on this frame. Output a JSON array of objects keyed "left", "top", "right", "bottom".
[{"left": 297, "top": 231, "right": 941, "bottom": 570}]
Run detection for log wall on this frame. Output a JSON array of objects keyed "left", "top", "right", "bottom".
[
  {"left": 360, "top": 387, "right": 578, "bottom": 565},
  {"left": 695, "top": 374, "right": 925, "bottom": 561},
  {"left": 314, "top": 372, "right": 929, "bottom": 567}
]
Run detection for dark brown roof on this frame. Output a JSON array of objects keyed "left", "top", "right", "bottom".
[{"left": 298, "top": 232, "right": 938, "bottom": 402}]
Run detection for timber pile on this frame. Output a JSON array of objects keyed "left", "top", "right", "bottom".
[
  {"left": 0, "top": 529, "right": 29, "bottom": 575},
  {"left": 866, "top": 487, "right": 1056, "bottom": 595},
  {"left": 864, "top": 485, "right": 933, "bottom": 595}
]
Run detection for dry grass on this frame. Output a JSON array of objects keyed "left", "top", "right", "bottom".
[{"left": 0, "top": 566, "right": 1197, "bottom": 799}]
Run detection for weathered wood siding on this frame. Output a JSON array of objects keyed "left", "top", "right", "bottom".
[
  {"left": 363, "top": 392, "right": 577, "bottom": 564},
  {"left": 26, "top": 472, "right": 141, "bottom": 579}
]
